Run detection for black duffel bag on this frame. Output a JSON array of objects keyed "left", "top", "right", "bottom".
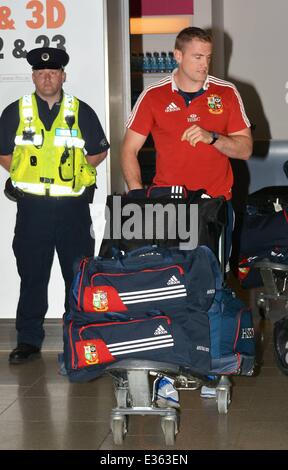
[
  {"left": 239, "top": 186, "right": 288, "bottom": 257},
  {"left": 99, "top": 186, "right": 226, "bottom": 257}
]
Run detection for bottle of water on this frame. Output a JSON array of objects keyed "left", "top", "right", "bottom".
[
  {"left": 171, "top": 52, "right": 178, "bottom": 71},
  {"left": 143, "top": 52, "right": 151, "bottom": 73},
  {"left": 158, "top": 52, "right": 167, "bottom": 73},
  {"left": 136, "top": 53, "right": 143, "bottom": 72},
  {"left": 137, "top": 52, "right": 144, "bottom": 72},
  {"left": 149, "top": 52, "right": 158, "bottom": 73},
  {"left": 167, "top": 51, "right": 178, "bottom": 71},
  {"left": 166, "top": 51, "right": 174, "bottom": 72}
]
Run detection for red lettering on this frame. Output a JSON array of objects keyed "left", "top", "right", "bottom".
[
  {"left": 26, "top": 0, "right": 65, "bottom": 29},
  {"left": 26, "top": 1, "right": 44, "bottom": 29},
  {"left": 46, "top": 0, "right": 65, "bottom": 28},
  {"left": 0, "top": 6, "right": 15, "bottom": 30}
]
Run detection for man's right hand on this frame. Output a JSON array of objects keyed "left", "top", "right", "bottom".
[{"left": 120, "top": 129, "right": 147, "bottom": 190}]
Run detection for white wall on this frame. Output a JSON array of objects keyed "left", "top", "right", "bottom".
[
  {"left": 193, "top": 0, "right": 212, "bottom": 27},
  {"left": 0, "top": 0, "right": 109, "bottom": 318},
  {"left": 223, "top": 0, "right": 287, "bottom": 140},
  {"left": 142, "top": 33, "right": 184, "bottom": 54},
  {"left": 194, "top": 0, "right": 287, "bottom": 140}
]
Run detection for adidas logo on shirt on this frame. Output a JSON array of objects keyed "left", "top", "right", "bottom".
[
  {"left": 154, "top": 325, "right": 168, "bottom": 335},
  {"left": 167, "top": 275, "right": 181, "bottom": 286},
  {"left": 165, "top": 102, "right": 181, "bottom": 112}
]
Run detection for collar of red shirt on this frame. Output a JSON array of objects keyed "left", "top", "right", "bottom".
[{"left": 171, "top": 70, "right": 210, "bottom": 93}]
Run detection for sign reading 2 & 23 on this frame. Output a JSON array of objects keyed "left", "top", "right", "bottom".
[{"left": 0, "top": 0, "right": 66, "bottom": 59}]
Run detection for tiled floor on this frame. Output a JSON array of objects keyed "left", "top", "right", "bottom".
[{"left": 0, "top": 282, "right": 288, "bottom": 450}]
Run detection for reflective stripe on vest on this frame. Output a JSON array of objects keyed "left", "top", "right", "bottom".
[
  {"left": 54, "top": 136, "right": 84, "bottom": 148},
  {"left": 15, "top": 134, "right": 43, "bottom": 146},
  {"left": 13, "top": 180, "right": 86, "bottom": 197}
]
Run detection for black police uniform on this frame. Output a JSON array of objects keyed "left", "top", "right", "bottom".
[{"left": 0, "top": 48, "right": 110, "bottom": 349}]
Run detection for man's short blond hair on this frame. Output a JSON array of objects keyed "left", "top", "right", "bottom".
[{"left": 175, "top": 27, "right": 212, "bottom": 52}]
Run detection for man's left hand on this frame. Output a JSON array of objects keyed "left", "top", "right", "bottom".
[{"left": 181, "top": 125, "right": 212, "bottom": 147}]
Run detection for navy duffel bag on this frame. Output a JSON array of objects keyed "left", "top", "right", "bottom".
[
  {"left": 63, "top": 310, "right": 195, "bottom": 383},
  {"left": 62, "top": 245, "right": 255, "bottom": 382}
]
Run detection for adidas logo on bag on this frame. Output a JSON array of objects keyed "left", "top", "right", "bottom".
[
  {"left": 165, "top": 102, "right": 181, "bottom": 112},
  {"left": 167, "top": 275, "right": 180, "bottom": 286},
  {"left": 171, "top": 186, "right": 185, "bottom": 199},
  {"left": 154, "top": 325, "right": 168, "bottom": 335}
]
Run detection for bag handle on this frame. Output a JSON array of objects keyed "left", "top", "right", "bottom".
[
  {"left": 123, "top": 245, "right": 174, "bottom": 262},
  {"left": 95, "top": 247, "right": 126, "bottom": 269},
  {"left": 108, "top": 244, "right": 174, "bottom": 261},
  {"left": 95, "top": 245, "right": 174, "bottom": 268}
]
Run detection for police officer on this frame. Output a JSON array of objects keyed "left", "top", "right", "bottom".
[{"left": 0, "top": 47, "right": 109, "bottom": 364}]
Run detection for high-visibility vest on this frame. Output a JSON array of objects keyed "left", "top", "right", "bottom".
[{"left": 11, "top": 93, "right": 96, "bottom": 196}]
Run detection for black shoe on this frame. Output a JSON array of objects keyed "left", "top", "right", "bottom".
[{"left": 9, "top": 343, "right": 41, "bottom": 365}]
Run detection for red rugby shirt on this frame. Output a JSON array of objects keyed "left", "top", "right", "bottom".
[{"left": 127, "top": 74, "right": 250, "bottom": 199}]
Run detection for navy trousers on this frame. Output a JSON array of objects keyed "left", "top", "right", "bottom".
[{"left": 12, "top": 196, "right": 95, "bottom": 348}]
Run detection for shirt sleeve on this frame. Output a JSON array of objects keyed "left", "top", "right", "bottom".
[
  {"left": 0, "top": 100, "right": 20, "bottom": 155},
  {"left": 126, "top": 89, "right": 155, "bottom": 137},
  {"left": 78, "top": 100, "right": 110, "bottom": 155},
  {"left": 226, "top": 86, "right": 251, "bottom": 134}
]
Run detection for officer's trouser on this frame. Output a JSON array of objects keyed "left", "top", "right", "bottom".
[{"left": 12, "top": 195, "right": 95, "bottom": 348}]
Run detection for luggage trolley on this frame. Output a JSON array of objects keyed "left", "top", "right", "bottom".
[
  {"left": 237, "top": 153, "right": 288, "bottom": 374},
  {"left": 239, "top": 154, "right": 288, "bottom": 317},
  {"left": 238, "top": 184, "right": 288, "bottom": 319},
  {"left": 96, "top": 190, "right": 250, "bottom": 445},
  {"left": 106, "top": 359, "right": 232, "bottom": 446},
  {"left": 255, "top": 260, "right": 288, "bottom": 318},
  {"left": 104, "top": 231, "right": 234, "bottom": 446}
]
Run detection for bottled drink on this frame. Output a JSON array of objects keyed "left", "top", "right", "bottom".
[
  {"left": 158, "top": 52, "right": 167, "bottom": 73},
  {"left": 165, "top": 51, "right": 174, "bottom": 72},
  {"left": 143, "top": 52, "right": 151, "bottom": 73},
  {"left": 150, "top": 52, "right": 159, "bottom": 73},
  {"left": 171, "top": 52, "right": 178, "bottom": 70}
]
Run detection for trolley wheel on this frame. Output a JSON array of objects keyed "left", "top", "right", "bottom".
[
  {"left": 115, "top": 387, "right": 128, "bottom": 408},
  {"left": 273, "top": 348, "right": 288, "bottom": 376},
  {"left": 111, "top": 416, "right": 127, "bottom": 445},
  {"left": 216, "top": 389, "right": 230, "bottom": 415},
  {"left": 273, "top": 319, "right": 288, "bottom": 376},
  {"left": 161, "top": 417, "right": 177, "bottom": 446}
]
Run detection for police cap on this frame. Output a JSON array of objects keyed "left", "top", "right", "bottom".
[{"left": 26, "top": 47, "right": 69, "bottom": 70}]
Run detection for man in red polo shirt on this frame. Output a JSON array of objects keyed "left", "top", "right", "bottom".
[
  {"left": 121, "top": 27, "right": 253, "bottom": 260},
  {"left": 122, "top": 26, "right": 252, "bottom": 197}
]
